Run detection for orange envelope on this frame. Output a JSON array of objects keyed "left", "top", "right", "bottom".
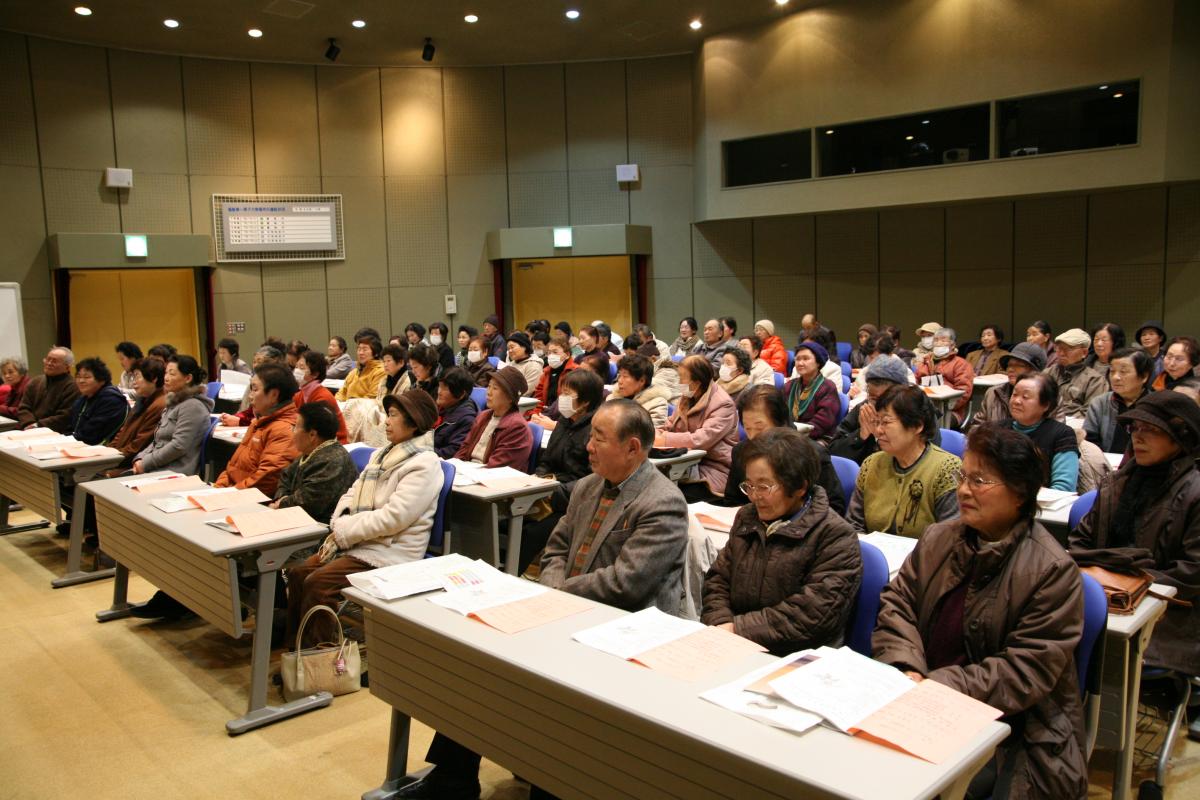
[
  {"left": 59, "top": 444, "right": 118, "bottom": 459},
  {"left": 632, "top": 626, "right": 767, "bottom": 683},
  {"left": 852, "top": 678, "right": 1002, "bottom": 764},
  {"left": 694, "top": 513, "right": 733, "bottom": 532},
  {"left": 469, "top": 591, "right": 592, "bottom": 634},
  {"left": 188, "top": 488, "right": 269, "bottom": 512},
  {"left": 225, "top": 505, "right": 318, "bottom": 537},
  {"left": 132, "top": 475, "right": 207, "bottom": 495}
]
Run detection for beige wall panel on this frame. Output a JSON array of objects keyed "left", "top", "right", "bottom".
[
  {"left": 754, "top": 274, "right": 815, "bottom": 347},
  {"left": 0, "top": 33, "right": 39, "bottom": 167},
  {"left": 879, "top": 271, "right": 945, "bottom": 345},
  {"left": 1087, "top": 187, "right": 1166, "bottom": 266},
  {"left": 0, "top": 165, "right": 49, "bottom": 297},
  {"left": 444, "top": 68, "right": 506, "bottom": 176},
  {"left": 1164, "top": 262, "right": 1200, "bottom": 336},
  {"left": 390, "top": 286, "right": 452, "bottom": 334},
  {"left": 251, "top": 63, "right": 319, "bottom": 177},
  {"left": 448, "top": 173, "right": 507, "bottom": 286},
  {"left": 385, "top": 175, "right": 449, "bottom": 288},
  {"left": 381, "top": 67, "right": 446, "bottom": 177},
  {"left": 263, "top": 289, "right": 328, "bottom": 346},
  {"left": 816, "top": 273, "right": 878, "bottom": 339},
  {"left": 568, "top": 170, "right": 628, "bottom": 226},
  {"left": 754, "top": 215, "right": 815, "bottom": 276},
  {"left": 317, "top": 67, "right": 384, "bottom": 177},
  {"left": 212, "top": 265, "right": 262, "bottom": 296},
  {"left": 262, "top": 262, "right": 326, "bottom": 293},
  {"left": 188, "top": 173, "right": 255, "bottom": 264},
  {"left": 565, "top": 61, "right": 627, "bottom": 171},
  {"left": 182, "top": 58, "right": 255, "bottom": 176},
  {"left": 815, "top": 212, "right": 877, "bottom": 273},
  {"left": 1013, "top": 195, "right": 1086, "bottom": 269},
  {"left": 28, "top": 38, "right": 113, "bottom": 170},
  {"left": 43, "top": 168, "right": 120, "bottom": 234},
  {"left": 212, "top": 292, "right": 265, "bottom": 353},
  {"left": 1012, "top": 267, "right": 1084, "bottom": 335},
  {"left": 328, "top": 288, "right": 390, "bottom": 341},
  {"left": 509, "top": 172, "right": 569, "bottom": 228},
  {"left": 648, "top": 277, "right": 694, "bottom": 334},
  {"left": 1166, "top": 183, "right": 1200, "bottom": 264},
  {"left": 505, "top": 65, "right": 567, "bottom": 174},
  {"left": 946, "top": 202, "right": 1013, "bottom": 270},
  {"left": 22, "top": 296, "right": 56, "bottom": 360},
  {"left": 1085, "top": 264, "right": 1163, "bottom": 333},
  {"left": 879, "top": 207, "right": 944, "bottom": 272},
  {"left": 453, "top": 283, "right": 499, "bottom": 331},
  {"left": 323, "top": 175, "right": 388, "bottom": 290},
  {"left": 630, "top": 165, "right": 693, "bottom": 280},
  {"left": 108, "top": 50, "right": 187, "bottom": 174},
  {"left": 627, "top": 56, "right": 692, "bottom": 167},
  {"left": 945, "top": 269, "right": 1013, "bottom": 342},
  {"left": 692, "top": 220, "right": 751, "bottom": 279},
  {"left": 693, "top": 276, "right": 753, "bottom": 328},
  {"left": 255, "top": 176, "right": 322, "bottom": 194},
  {"left": 121, "top": 173, "right": 191, "bottom": 234}
]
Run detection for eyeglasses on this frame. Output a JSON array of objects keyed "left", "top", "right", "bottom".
[
  {"left": 1163, "top": 354, "right": 1190, "bottom": 363},
  {"left": 952, "top": 470, "right": 1004, "bottom": 490},
  {"left": 873, "top": 415, "right": 898, "bottom": 428},
  {"left": 739, "top": 481, "right": 780, "bottom": 497},
  {"left": 1126, "top": 422, "right": 1167, "bottom": 437}
]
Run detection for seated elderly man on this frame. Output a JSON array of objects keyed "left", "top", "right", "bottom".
[
  {"left": 913, "top": 327, "right": 975, "bottom": 427},
  {"left": 17, "top": 346, "right": 81, "bottom": 433},
  {"left": 397, "top": 400, "right": 689, "bottom": 800},
  {"left": 691, "top": 318, "right": 734, "bottom": 372},
  {"left": 1045, "top": 328, "right": 1107, "bottom": 421}
]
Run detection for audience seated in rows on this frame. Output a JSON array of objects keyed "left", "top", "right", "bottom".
[
  {"left": 132, "top": 355, "right": 213, "bottom": 477},
  {"left": 669, "top": 316, "right": 699, "bottom": 357},
  {"left": 433, "top": 367, "right": 477, "bottom": 458},
  {"left": 964, "top": 324, "right": 1008, "bottom": 377},
  {"left": 691, "top": 318, "right": 734, "bottom": 372},
  {"left": 1136, "top": 320, "right": 1167, "bottom": 380},
  {"left": 407, "top": 343, "right": 441, "bottom": 400},
  {"left": 800, "top": 325, "right": 844, "bottom": 386},
  {"left": 1045, "top": 328, "right": 1107, "bottom": 421},
  {"left": 455, "top": 367, "right": 533, "bottom": 469},
  {"left": 1008, "top": 374, "right": 1080, "bottom": 492},
  {"left": 104, "top": 357, "right": 166, "bottom": 473},
  {"left": 1026, "top": 319, "right": 1058, "bottom": 369},
  {"left": 737, "top": 334, "right": 778, "bottom": 387},
  {"left": 481, "top": 315, "right": 507, "bottom": 361},
  {"left": 17, "top": 346, "right": 80, "bottom": 433},
  {"left": 464, "top": 335, "right": 497, "bottom": 387},
  {"left": 217, "top": 337, "right": 252, "bottom": 376},
  {"left": 504, "top": 332, "right": 542, "bottom": 395},
  {"left": 454, "top": 325, "right": 477, "bottom": 367},
  {"left": 850, "top": 324, "right": 877, "bottom": 370},
  {"left": 831, "top": 357, "right": 936, "bottom": 465},
  {"left": 532, "top": 333, "right": 576, "bottom": 416},
  {"left": 848, "top": 333, "right": 914, "bottom": 397},
  {"left": 751, "top": 320, "right": 786, "bottom": 374},
  {"left": 785, "top": 342, "right": 840, "bottom": 444},
  {"left": 68, "top": 357, "right": 128, "bottom": 446},
  {"left": 716, "top": 347, "right": 753, "bottom": 403},
  {"left": 911, "top": 321, "right": 940, "bottom": 365},
  {"left": 336, "top": 336, "right": 386, "bottom": 402},
  {"left": 1154, "top": 336, "right": 1200, "bottom": 392},
  {"left": 325, "top": 335, "right": 354, "bottom": 379},
  {"left": 656, "top": 355, "right": 738, "bottom": 503},
  {"left": 913, "top": 327, "right": 974, "bottom": 427},
  {"left": 214, "top": 364, "right": 299, "bottom": 495},
  {"left": 1085, "top": 322, "right": 1124, "bottom": 379}
]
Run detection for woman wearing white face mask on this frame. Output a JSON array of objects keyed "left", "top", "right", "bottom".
[
  {"left": 912, "top": 321, "right": 941, "bottom": 365},
  {"left": 716, "top": 347, "right": 752, "bottom": 402},
  {"left": 914, "top": 327, "right": 976, "bottom": 427},
  {"left": 531, "top": 335, "right": 577, "bottom": 420},
  {"left": 464, "top": 335, "right": 497, "bottom": 388},
  {"left": 426, "top": 321, "right": 455, "bottom": 371},
  {"left": 655, "top": 355, "right": 739, "bottom": 503}
]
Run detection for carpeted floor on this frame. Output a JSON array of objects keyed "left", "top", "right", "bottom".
[{"left": 1, "top": 509, "right": 1197, "bottom": 799}]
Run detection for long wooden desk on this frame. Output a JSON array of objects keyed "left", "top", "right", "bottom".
[
  {"left": 0, "top": 414, "right": 18, "bottom": 432},
  {"left": 343, "top": 586, "right": 1009, "bottom": 800},
  {"left": 0, "top": 443, "right": 124, "bottom": 587},
  {"left": 449, "top": 478, "right": 558, "bottom": 575},
  {"left": 86, "top": 474, "right": 332, "bottom": 735}
]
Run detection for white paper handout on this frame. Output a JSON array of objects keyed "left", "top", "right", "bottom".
[
  {"left": 148, "top": 496, "right": 196, "bottom": 514},
  {"left": 768, "top": 646, "right": 916, "bottom": 732},
  {"left": 572, "top": 607, "right": 704, "bottom": 660},
  {"left": 700, "top": 651, "right": 824, "bottom": 735},
  {"left": 688, "top": 501, "right": 740, "bottom": 533},
  {"left": 120, "top": 472, "right": 182, "bottom": 488},
  {"left": 346, "top": 554, "right": 489, "bottom": 601},
  {"left": 428, "top": 572, "right": 547, "bottom": 616},
  {"left": 1036, "top": 487, "right": 1078, "bottom": 512},
  {"left": 858, "top": 532, "right": 918, "bottom": 577}
]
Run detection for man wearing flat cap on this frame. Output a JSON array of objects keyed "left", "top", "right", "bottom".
[{"left": 1045, "top": 328, "right": 1107, "bottom": 421}]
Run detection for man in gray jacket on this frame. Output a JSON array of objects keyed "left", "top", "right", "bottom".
[
  {"left": 690, "top": 318, "right": 734, "bottom": 372},
  {"left": 396, "top": 400, "right": 689, "bottom": 800}
]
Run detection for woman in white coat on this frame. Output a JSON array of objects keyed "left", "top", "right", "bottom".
[{"left": 285, "top": 389, "right": 444, "bottom": 648}]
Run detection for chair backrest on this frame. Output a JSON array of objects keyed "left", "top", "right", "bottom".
[
  {"left": 836, "top": 341, "right": 852, "bottom": 363},
  {"left": 206, "top": 381, "right": 221, "bottom": 400},
  {"left": 840, "top": 361, "right": 852, "bottom": 377},
  {"left": 487, "top": 356, "right": 500, "bottom": 368},
  {"left": 830, "top": 455, "right": 859, "bottom": 502},
  {"left": 840, "top": 374, "right": 851, "bottom": 394},
  {"left": 737, "top": 422, "right": 746, "bottom": 441},
  {"left": 772, "top": 372, "right": 785, "bottom": 389},
  {"left": 939, "top": 428, "right": 965, "bottom": 457},
  {"left": 198, "top": 417, "right": 221, "bottom": 476},
  {"left": 666, "top": 402, "right": 676, "bottom": 419},
  {"left": 527, "top": 422, "right": 543, "bottom": 472},
  {"left": 350, "top": 446, "right": 376, "bottom": 474},
  {"left": 609, "top": 361, "right": 618, "bottom": 382},
  {"left": 1069, "top": 489, "right": 1098, "bottom": 531},
  {"left": 470, "top": 386, "right": 487, "bottom": 412},
  {"left": 429, "top": 460, "right": 455, "bottom": 552},
  {"left": 836, "top": 391, "right": 849, "bottom": 423},
  {"left": 1077, "top": 572, "right": 1108, "bottom": 696},
  {"left": 786, "top": 349, "right": 795, "bottom": 375},
  {"left": 671, "top": 353, "right": 684, "bottom": 363},
  {"left": 846, "top": 541, "right": 890, "bottom": 656}
]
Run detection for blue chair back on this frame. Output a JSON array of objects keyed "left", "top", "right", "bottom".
[
  {"left": 487, "top": 356, "right": 500, "bottom": 368},
  {"left": 772, "top": 372, "right": 785, "bottom": 389},
  {"left": 198, "top": 417, "right": 221, "bottom": 476},
  {"left": 350, "top": 446, "right": 376, "bottom": 473},
  {"left": 429, "top": 461, "right": 455, "bottom": 552},
  {"left": 737, "top": 422, "right": 746, "bottom": 442},
  {"left": 840, "top": 361, "right": 852, "bottom": 377},
  {"left": 1069, "top": 489, "right": 1098, "bottom": 531},
  {"left": 785, "top": 349, "right": 795, "bottom": 376},
  {"left": 1077, "top": 572, "right": 1108, "bottom": 696},
  {"left": 609, "top": 361, "right": 618, "bottom": 382},
  {"left": 836, "top": 341, "right": 852, "bottom": 363},
  {"left": 527, "top": 422, "right": 543, "bottom": 472},
  {"left": 836, "top": 391, "right": 849, "bottom": 423},
  {"left": 841, "top": 374, "right": 851, "bottom": 393},
  {"left": 206, "top": 381, "right": 221, "bottom": 400},
  {"left": 671, "top": 353, "right": 684, "bottom": 363},
  {"left": 939, "top": 428, "right": 965, "bottom": 457},
  {"left": 830, "top": 455, "right": 859, "bottom": 501},
  {"left": 847, "top": 541, "right": 890, "bottom": 656},
  {"left": 470, "top": 386, "right": 487, "bottom": 411},
  {"left": 666, "top": 402, "right": 676, "bottom": 419}
]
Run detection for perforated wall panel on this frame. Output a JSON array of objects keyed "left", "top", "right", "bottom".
[
  {"left": 1085, "top": 264, "right": 1163, "bottom": 331},
  {"left": 0, "top": 165, "right": 49, "bottom": 297},
  {"left": 879, "top": 271, "right": 945, "bottom": 342},
  {"left": 0, "top": 33, "right": 38, "bottom": 167},
  {"left": 505, "top": 65, "right": 567, "bottom": 174},
  {"left": 816, "top": 273, "right": 878, "bottom": 339},
  {"left": 879, "top": 208, "right": 944, "bottom": 271},
  {"left": 1087, "top": 188, "right": 1166, "bottom": 266},
  {"left": 251, "top": 63, "right": 320, "bottom": 177},
  {"left": 946, "top": 202, "right": 1013, "bottom": 270},
  {"left": 1165, "top": 263, "right": 1200, "bottom": 335},
  {"left": 108, "top": 50, "right": 187, "bottom": 174},
  {"left": 448, "top": 173, "right": 507, "bottom": 286},
  {"left": 43, "top": 168, "right": 120, "bottom": 233},
  {"left": 754, "top": 216, "right": 815, "bottom": 276},
  {"left": 508, "top": 172, "right": 569, "bottom": 228},
  {"left": 946, "top": 269, "right": 1013, "bottom": 340},
  {"left": 316, "top": 67, "right": 383, "bottom": 177},
  {"left": 385, "top": 175, "right": 449, "bottom": 287},
  {"left": 121, "top": 173, "right": 191, "bottom": 234},
  {"left": 1012, "top": 267, "right": 1084, "bottom": 334},
  {"left": 1014, "top": 196, "right": 1086, "bottom": 269},
  {"left": 183, "top": 58, "right": 255, "bottom": 176},
  {"left": 755, "top": 274, "right": 815, "bottom": 346},
  {"left": 443, "top": 68, "right": 506, "bottom": 176},
  {"left": 565, "top": 61, "right": 627, "bottom": 171},
  {"left": 569, "top": 170, "right": 628, "bottom": 226},
  {"left": 328, "top": 288, "right": 389, "bottom": 340},
  {"left": 816, "top": 212, "right": 878, "bottom": 274},
  {"left": 630, "top": 165, "right": 692, "bottom": 280},
  {"left": 1166, "top": 183, "right": 1200, "bottom": 264},
  {"left": 28, "top": 38, "right": 114, "bottom": 170},
  {"left": 627, "top": 56, "right": 691, "bottom": 167},
  {"left": 256, "top": 176, "right": 322, "bottom": 194},
  {"left": 694, "top": 276, "right": 753, "bottom": 325},
  {"left": 323, "top": 175, "right": 388, "bottom": 290},
  {"left": 381, "top": 67, "right": 445, "bottom": 177},
  {"left": 692, "top": 220, "right": 752, "bottom": 278},
  {"left": 263, "top": 289, "right": 328, "bottom": 346},
  {"left": 262, "top": 262, "right": 326, "bottom": 293}
]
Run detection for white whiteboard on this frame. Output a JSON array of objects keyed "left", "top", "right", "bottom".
[{"left": 0, "top": 283, "right": 27, "bottom": 366}]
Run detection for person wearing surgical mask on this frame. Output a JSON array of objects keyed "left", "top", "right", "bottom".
[
  {"left": 531, "top": 335, "right": 577, "bottom": 423},
  {"left": 464, "top": 335, "right": 497, "bottom": 388},
  {"left": 911, "top": 322, "right": 940, "bottom": 366},
  {"left": 426, "top": 321, "right": 455, "bottom": 371},
  {"left": 716, "top": 347, "right": 752, "bottom": 402},
  {"left": 913, "top": 327, "right": 975, "bottom": 427},
  {"left": 654, "top": 355, "right": 739, "bottom": 503}
]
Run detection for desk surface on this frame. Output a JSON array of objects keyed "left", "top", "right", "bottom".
[
  {"left": 649, "top": 448, "right": 705, "bottom": 467},
  {"left": 211, "top": 425, "right": 246, "bottom": 444},
  {"left": 0, "top": 415, "right": 17, "bottom": 431},
  {"left": 346, "top": 586, "right": 1008, "bottom": 800},
  {"left": 0, "top": 441, "right": 124, "bottom": 473},
  {"left": 1106, "top": 584, "right": 1174, "bottom": 639},
  {"left": 452, "top": 475, "right": 559, "bottom": 502},
  {"left": 972, "top": 374, "right": 1008, "bottom": 388}
]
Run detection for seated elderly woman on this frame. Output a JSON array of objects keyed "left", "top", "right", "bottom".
[
  {"left": 1085, "top": 322, "right": 1125, "bottom": 379},
  {"left": 407, "top": 343, "right": 441, "bottom": 399},
  {"left": 1135, "top": 321, "right": 1167, "bottom": 380},
  {"left": 716, "top": 346, "right": 754, "bottom": 402},
  {"left": 114, "top": 341, "right": 143, "bottom": 391},
  {"left": 914, "top": 327, "right": 975, "bottom": 427},
  {"left": 1085, "top": 348, "right": 1153, "bottom": 455},
  {"left": 377, "top": 343, "right": 412, "bottom": 400},
  {"left": 736, "top": 334, "right": 777, "bottom": 387},
  {"left": 964, "top": 342, "right": 1045, "bottom": 431},
  {"left": 608, "top": 353, "right": 670, "bottom": 428},
  {"left": 656, "top": 354, "right": 738, "bottom": 503},
  {"left": 573, "top": 325, "right": 604, "bottom": 364},
  {"left": 848, "top": 385, "right": 961, "bottom": 538},
  {"left": 433, "top": 367, "right": 478, "bottom": 458},
  {"left": 532, "top": 332, "right": 576, "bottom": 417},
  {"left": 702, "top": 427, "right": 862, "bottom": 655},
  {"left": 1008, "top": 373, "right": 1080, "bottom": 492},
  {"left": 0, "top": 356, "right": 30, "bottom": 418},
  {"left": 800, "top": 326, "right": 844, "bottom": 386},
  {"left": 336, "top": 336, "right": 386, "bottom": 401},
  {"left": 454, "top": 367, "right": 533, "bottom": 470},
  {"left": 286, "top": 391, "right": 444, "bottom": 647},
  {"left": 69, "top": 357, "right": 131, "bottom": 445},
  {"left": 271, "top": 402, "right": 359, "bottom": 525},
  {"left": 454, "top": 325, "right": 477, "bottom": 367},
  {"left": 132, "top": 355, "right": 214, "bottom": 477},
  {"left": 850, "top": 324, "right": 878, "bottom": 369},
  {"left": 669, "top": 316, "right": 700, "bottom": 357},
  {"left": 752, "top": 320, "right": 787, "bottom": 374},
  {"left": 1026, "top": 319, "right": 1058, "bottom": 369},
  {"left": 426, "top": 321, "right": 455, "bottom": 371},
  {"left": 874, "top": 424, "right": 1088, "bottom": 799},
  {"left": 504, "top": 332, "right": 542, "bottom": 395},
  {"left": 1153, "top": 336, "right": 1200, "bottom": 392},
  {"left": 463, "top": 335, "right": 497, "bottom": 387},
  {"left": 106, "top": 357, "right": 167, "bottom": 472},
  {"left": 830, "top": 357, "right": 930, "bottom": 466},
  {"left": 965, "top": 324, "right": 1009, "bottom": 377},
  {"left": 295, "top": 350, "right": 349, "bottom": 443},
  {"left": 1070, "top": 391, "right": 1200, "bottom": 683},
  {"left": 785, "top": 342, "right": 841, "bottom": 444}
]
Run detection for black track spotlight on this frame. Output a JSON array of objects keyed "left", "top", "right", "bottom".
[
  {"left": 324, "top": 38, "right": 340, "bottom": 62},
  {"left": 421, "top": 37, "right": 435, "bottom": 62}
]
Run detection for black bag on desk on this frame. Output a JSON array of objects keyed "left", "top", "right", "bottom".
[{"left": 649, "top": 447, "right": 687, "bottom": 459}]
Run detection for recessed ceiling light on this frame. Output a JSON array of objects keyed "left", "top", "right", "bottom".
[
  {"left": 905, "top": 135, "right": 914, "bottom": 141},
  {"left": 248, "top": 28, "right": 263, "bottom": 38},
  {"left": 74, "top": 6, "right": 91, "bottom": 15},
  {"left": 825, "top": 129, "right": 834, "bottom": 135},
  {"left": 352, "top": 19, "right": 366, "bottom": 29},
  {"left": 464, "top": 14, "right": 479, "bottom": 23},
  {"left": 1098, "top": 84, "right": 1109, "bottom": 90},
  {"left": 565, "top": 9, "right": 580, "bottom": 19},
  {"left": 776, "top": 0, "right": 790, "bottom": 5},
  {"left": 689, "top": 19, "right": 702, "bottom": 30},
  {"left": 921, "top": 119, "right": 930, "bottom": 125},
  {"left": 1112, "top": 92, "right": 1124, "bottom": 98},
  {"left": 163, "top": 19, "right": 180, "bottom": 29}
]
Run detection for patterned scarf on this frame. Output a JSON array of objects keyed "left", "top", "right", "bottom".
[
  {"left": 789, "top": 373, "right": 826, "bottom": 420},
  {"left": 349, "top": 431, "right": 433, "bottom": 515}
]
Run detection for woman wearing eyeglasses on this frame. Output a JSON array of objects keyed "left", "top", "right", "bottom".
[
  {"left": 702, "top": 427, "right": 862, "bottom": 655},
  {"left": 846, "top": 384, "right": 961, "bottom": 538},
  {"left": 874, "top": 424, "right": 1087, "bottom": 799}
]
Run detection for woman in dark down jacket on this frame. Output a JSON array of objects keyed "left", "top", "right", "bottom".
[{"left": 433, "top": 367, "right": 477, "bottom": 458}]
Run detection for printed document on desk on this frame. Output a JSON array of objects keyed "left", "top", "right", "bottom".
[
  {"left": 573, "top": 607, "right": 703, "bottom": 659},
  {"left": 347, "top": 553, "right": 482, "bottom": 600},
  {"left": 768, "top": 646, "right": 916, "bottom": 732},
  {"left": 688, "top": 501, "right": 739, "bottom": 533},
  {"left": 855, "top": 678, "right": 1002, "bottom": 764},
  {"left": 130, "top": 474, "right": 206, "bottom": 495},
  {"left": 858, "top": 532, "right": 918, "bottom": 577},
  {"left": 700, "top": 651, "right": 823, "bottom": 735}
]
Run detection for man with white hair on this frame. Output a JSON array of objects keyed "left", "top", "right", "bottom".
[
  {"left": 17, "top": 346, "right": 81, "bottom": 433},
  {"left": 913, "top": 327, "right": 975, "bottom": 426}
]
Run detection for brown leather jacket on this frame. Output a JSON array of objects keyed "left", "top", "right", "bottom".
[
  {"left": 874, "top": 518, "right": 1087, "bottom": 799},
  {"left": 1069, "top": 454, "right": 1200, "bottom": 675},
  {"left": 702, "top": 486, "right": 862, "bottom": 655}
]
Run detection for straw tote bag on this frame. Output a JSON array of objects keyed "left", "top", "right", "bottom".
[{"left": 280, "top": 605, "right": 362, "bottom": 701}]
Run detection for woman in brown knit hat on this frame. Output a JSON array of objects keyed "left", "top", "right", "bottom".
[{"left": 454, "top": 366, "right": 534, "bottom": 470}]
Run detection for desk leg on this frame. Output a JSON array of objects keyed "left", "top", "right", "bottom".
[
  {"left": 1112, "top": 627, "right": 1154, "bottom": 800},
  {"left": 51, "top": 482, "right": 114, "bottom": 588},
  {"left": 504, "top": 514, "right": 525, "bottom": 576},
  {"left": 96, "top": 563, "right": 140, "bottom": 621},
  {"left": 362, "top": 709, "right": 433, "bottom": 799},
  {"left": 0, "top": 493, "right": 51, "bottom": 535},
  {"left": 225, "top": 566, "right": 332, "bottom": 735}
]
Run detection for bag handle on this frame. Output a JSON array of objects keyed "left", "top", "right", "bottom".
[{"left": 293, "top": 604, "right": 346, "bottom": 659}]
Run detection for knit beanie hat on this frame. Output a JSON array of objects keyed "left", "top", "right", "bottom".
[
  {"left": 383, "top": 389, "right": 438, "bottom": 435},
  {"left": 489, "top": 366, "right": 528, "bottom": 405},
  {"left": 755, "top": 319, "right": 776, "bottom": 336},
  {"left": 483, "top": 314, "right": 501, "bottom": 330},
  {"left": 796, "top": 342, "right": 829, "bottom": 369},
  {"left": 858, "top": 323, "right": 879, "bottom": 338},
  {"left": 1000, "top": 342, "right": 1048, "bottom": 371},
  {"left": 864, "top": 357, "right": 909, "bottom": 385},
  {"left": 506, "top": 331, "right": 532, "bottom": 355}
]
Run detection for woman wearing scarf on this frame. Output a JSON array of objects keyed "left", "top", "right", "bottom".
[
  {"left": 785, "top": 342, "right": 841, "bottom": 445},
  {"left": 285, "top": 390, "right": 444, "bottom": 648},
  {"left": 656, "top": 355, "right": 738, "bottom": 502},
  {"left": 669, "top": 316, "right": 700, "bottom": 357},
  {"left": 295, "top": 350, "right": 349, "bottom": 443}
]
